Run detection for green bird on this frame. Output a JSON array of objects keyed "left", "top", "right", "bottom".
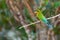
[{"left": 35, "top": 8, "right": 53, "bottom": 30}]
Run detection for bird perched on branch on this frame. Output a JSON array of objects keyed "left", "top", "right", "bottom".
[{"left": 35, "top": 8, "right": 53, "bottom": 30}]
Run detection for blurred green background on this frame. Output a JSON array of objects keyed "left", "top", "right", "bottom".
[{"left": 0, "top": 0, "right": 60, "bottom": 40}]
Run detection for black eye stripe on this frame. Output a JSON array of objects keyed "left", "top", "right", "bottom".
[{"left": 35, "top": 9, "right": 40, "bottom": 12}]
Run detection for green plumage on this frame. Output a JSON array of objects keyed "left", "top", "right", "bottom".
[
  {"left": 36, "top": 9, "right": 48, "bottom": 24},
  {"left": 35, "top": 9, "right": 53, "bottom": 29}
]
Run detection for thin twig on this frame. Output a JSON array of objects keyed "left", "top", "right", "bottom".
[{"left": 19, "top": 14, "right": 60, "bottom": 29}]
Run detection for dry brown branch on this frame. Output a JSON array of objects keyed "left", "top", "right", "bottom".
[
  {"left": 6, "top": 0, "right": 32, "bottom": 40},
  {"left": 22, "top": 0, "right": 35, "bottom": 18},
  {"left": 20, "top": 14, "right": 60, "bottom": 28},
  {"left": 22, "top": 0, "right": 43, "bottom": 40}
]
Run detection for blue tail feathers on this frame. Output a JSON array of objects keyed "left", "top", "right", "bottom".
[{"left": 47, "top": 24, "right": 53, "bottom": 30}]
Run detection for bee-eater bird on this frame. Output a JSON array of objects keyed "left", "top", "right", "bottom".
[{"left": 35, "top": 8, "right": 53, "bottom": 30}]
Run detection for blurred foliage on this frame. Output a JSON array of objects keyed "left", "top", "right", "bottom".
[
  {"left": 0, "top": 0, "right": 29, "bottom": 40},
  {"left": 0, "top": 0, "right": 60, "bottom": 40},
  {"left": 53, "top": 26, "right": 60, "bottom": 35}
]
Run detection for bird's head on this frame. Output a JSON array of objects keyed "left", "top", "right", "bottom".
[{"left": 34, "top": 8, "right": 40, "bottom": 15}]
